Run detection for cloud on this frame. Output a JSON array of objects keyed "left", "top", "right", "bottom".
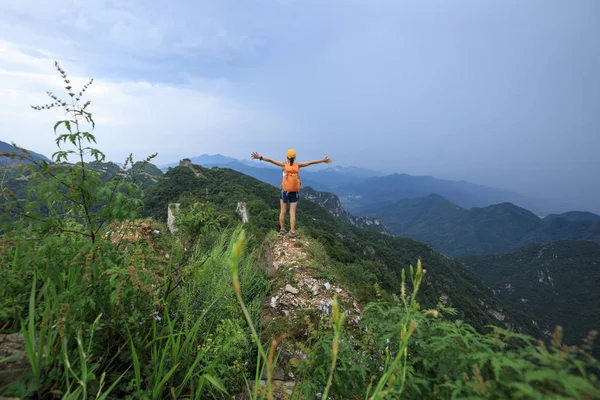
[
  {"left": 0, "top": 0, "right": 264, "bottom": 72},
  {"left": 0, "top": 40, "right": 283, "bottom": 165}
]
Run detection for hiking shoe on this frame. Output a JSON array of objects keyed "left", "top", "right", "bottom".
[
  {"left": 278, "top": 229, "right": 287, "bottom": 236},
  {"left": 289, "top": 231, "right": 298, "bottom": 237}
]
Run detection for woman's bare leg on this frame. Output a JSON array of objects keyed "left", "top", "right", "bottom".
[
  {"left": 290, "top": 201, "right": 298, "bottom": 232},
  {"left": 280, "top": 200, "right": 287, "bottom": 231}
]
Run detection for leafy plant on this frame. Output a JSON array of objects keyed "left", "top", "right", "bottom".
[
  {"left": 174, "top": 201, "right": 221, "bottom": 250},
  {"left": 2, "top": 62, "right": 156, "bottom": 243}
]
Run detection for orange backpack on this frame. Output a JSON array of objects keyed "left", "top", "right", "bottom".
[{"left": 281, "top": 163, "right": 301, "bottom": 193}]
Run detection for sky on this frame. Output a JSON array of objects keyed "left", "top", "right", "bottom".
[{"left": 1, "top": 0, "right": 599, "bottom": 212}]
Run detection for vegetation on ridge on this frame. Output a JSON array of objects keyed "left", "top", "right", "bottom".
[{"left": 142, "top": 163, "right": 540, "bottom": 336}]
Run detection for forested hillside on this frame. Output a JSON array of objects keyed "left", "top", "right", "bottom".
[
  {"left": 460, "top": 240, "right": 600, "bottom": 353},
  {"left": 364, "top": 194, "right": 600, "bottom": 256}
]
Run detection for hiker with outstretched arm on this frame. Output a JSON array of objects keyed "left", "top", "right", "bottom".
[{"left": 251, "top": 149, "right": 332, "bottom": 237}]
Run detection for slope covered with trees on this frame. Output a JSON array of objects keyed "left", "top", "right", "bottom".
[
  {"left": 364, "top": 194, "right": 600, "bottom": 256},
  {"left": 460, "top": 240, "right": 600, "bottom": 353}
]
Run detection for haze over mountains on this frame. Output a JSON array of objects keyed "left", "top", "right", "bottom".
[
  {"left": 338, "top": 174, "right": 577, "bottom": 217},
  {"left": 1, "top": 143, "right": 591, "bottom": 216},
  {"left": 159, "top": 153, "right": 589, "bottom": 216}
]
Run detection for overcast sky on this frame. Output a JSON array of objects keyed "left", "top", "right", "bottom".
[{"left": 1, "top": 0, "right": 599, "bottom": 212}]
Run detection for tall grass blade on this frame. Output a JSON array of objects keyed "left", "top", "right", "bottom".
[{"left": 201, "top": 374, "right": 229, "bottom": 395}]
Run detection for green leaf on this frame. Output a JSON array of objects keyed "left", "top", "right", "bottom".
[
  {"left": 129, "top": 339, "right": 142, "bottom": 392},
  {"left": 81, "top": 132, "right": 97, "bottom": 143},
  {"left": 53, "top": 120, "right": 64, "bottom": 133},
  {"left": 507, "top": 382, "right": 545, "bottom": 398},
  {"left": 52, "top": 151, "right": 69, "bottom": 162},
  {"left": 201, "top": 374, "right": 228, "bottom": 395},
  {"left": 152, "top": 362, "right": 180, "bottom": 399},
  {"left": 55, "top": 134, "right": 67, "bottom": 148},
  {"left": 524, "top": 369, "right": 560, "bottom": 384},
  {"left": 97, "top": 369, "right": 128, "bottom": 400},
  {"left": 491, "top": 357, "right": 502, "bottom": 381}
]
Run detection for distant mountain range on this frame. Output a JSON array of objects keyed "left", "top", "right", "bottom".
[
  {"left": 545, "top": 211, "right": 600, "bottom": 222},
  {"left": 161, "top": 156, "right": 381, "bottom": 192},
  {"left": 160, "top": 154, "right": 582, "bottom": 216},
  {"left": 0, "top": 141, "right": 51, "bottom": 166},
  {"left": 7, "top": 146, "right": 596, "bottom": 243},
  {"left": 364, "top": 194, "right": 600, "bottom": 256},
  {"left": 338, "top": 173, "right": 575, "bottom": 217},
  {"left": 460, "top": 240, "right": 600, "bottom": 351}
]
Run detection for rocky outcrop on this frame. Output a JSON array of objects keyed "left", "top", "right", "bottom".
[
  {"left": 256, "top": 233, "right": 362, "bottom": 391},
  {"left": 105, "top": 221, "right": 153, "bottom": 243},
  {"left": 234, "top": 380, "right": 297, "bottom": 400},
  {"left": 236, "top": 202, "right": 249, "bottom": 223},
  {"left": 179, "top": 159, "right": 204, "bottom": 177},
  {"left": 0, "top": 333, "right": 29, "bottom": 388},
  {"left": 167, "top": 203, "right": 180, "bottom": 234},
  {"left": 301, "top": 187, "right": 391, "bottom": 235}
]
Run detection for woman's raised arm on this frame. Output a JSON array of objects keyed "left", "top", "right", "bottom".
[
  {"left": 251, "top": 152, "right": 285, "bottom": 167},
  {"left": 297, "top": 156, "right": 332, "bottom": 168}
]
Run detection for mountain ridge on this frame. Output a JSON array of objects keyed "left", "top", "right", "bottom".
[
  {"left": 365, "top": 194, "right": 600, "bottom": 256},
  {"left": 301, "top": 186, "right": 391, "bottom": 235},
  {"left": 341, "top": 172, "right": 577, "bottom": 216},
  {"left": 142, "top": 163, "right": 542, "bottom": 336},
  {"left": 0, "top": 141, "right": 51, "bottom": 166},
  {"left": 545, "top": 211, "right": 600, "bottom": 222}
]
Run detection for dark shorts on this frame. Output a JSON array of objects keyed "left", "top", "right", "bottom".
[{"left": 280, "top": 189, "right": 299, "bottom": 203}]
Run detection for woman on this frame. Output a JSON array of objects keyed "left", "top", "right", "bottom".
[{"left": 251, "top": 149, "right": 332, "bottom": 236}]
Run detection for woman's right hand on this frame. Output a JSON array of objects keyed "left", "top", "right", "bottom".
[{"left": 251, "top": 152, "right": 260, "bottom": 160}]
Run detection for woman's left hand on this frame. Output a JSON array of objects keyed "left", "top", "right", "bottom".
[{"left": 323, "top": 156, "right": 332, "bottom": 164}]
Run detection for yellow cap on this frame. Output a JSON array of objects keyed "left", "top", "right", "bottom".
[{"left": 286, "top": 149, "right": 296, "bottom": 159}]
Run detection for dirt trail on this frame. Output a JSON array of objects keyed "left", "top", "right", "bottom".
[
  {"left": 239, "top": 233, "right": 363, "bottom": 399},
  {"left": 264, "top": 233, "right": 361, "bottom": 321},
  {"left": 238, "top": 233, "right": 364, "bottom": 399}
]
